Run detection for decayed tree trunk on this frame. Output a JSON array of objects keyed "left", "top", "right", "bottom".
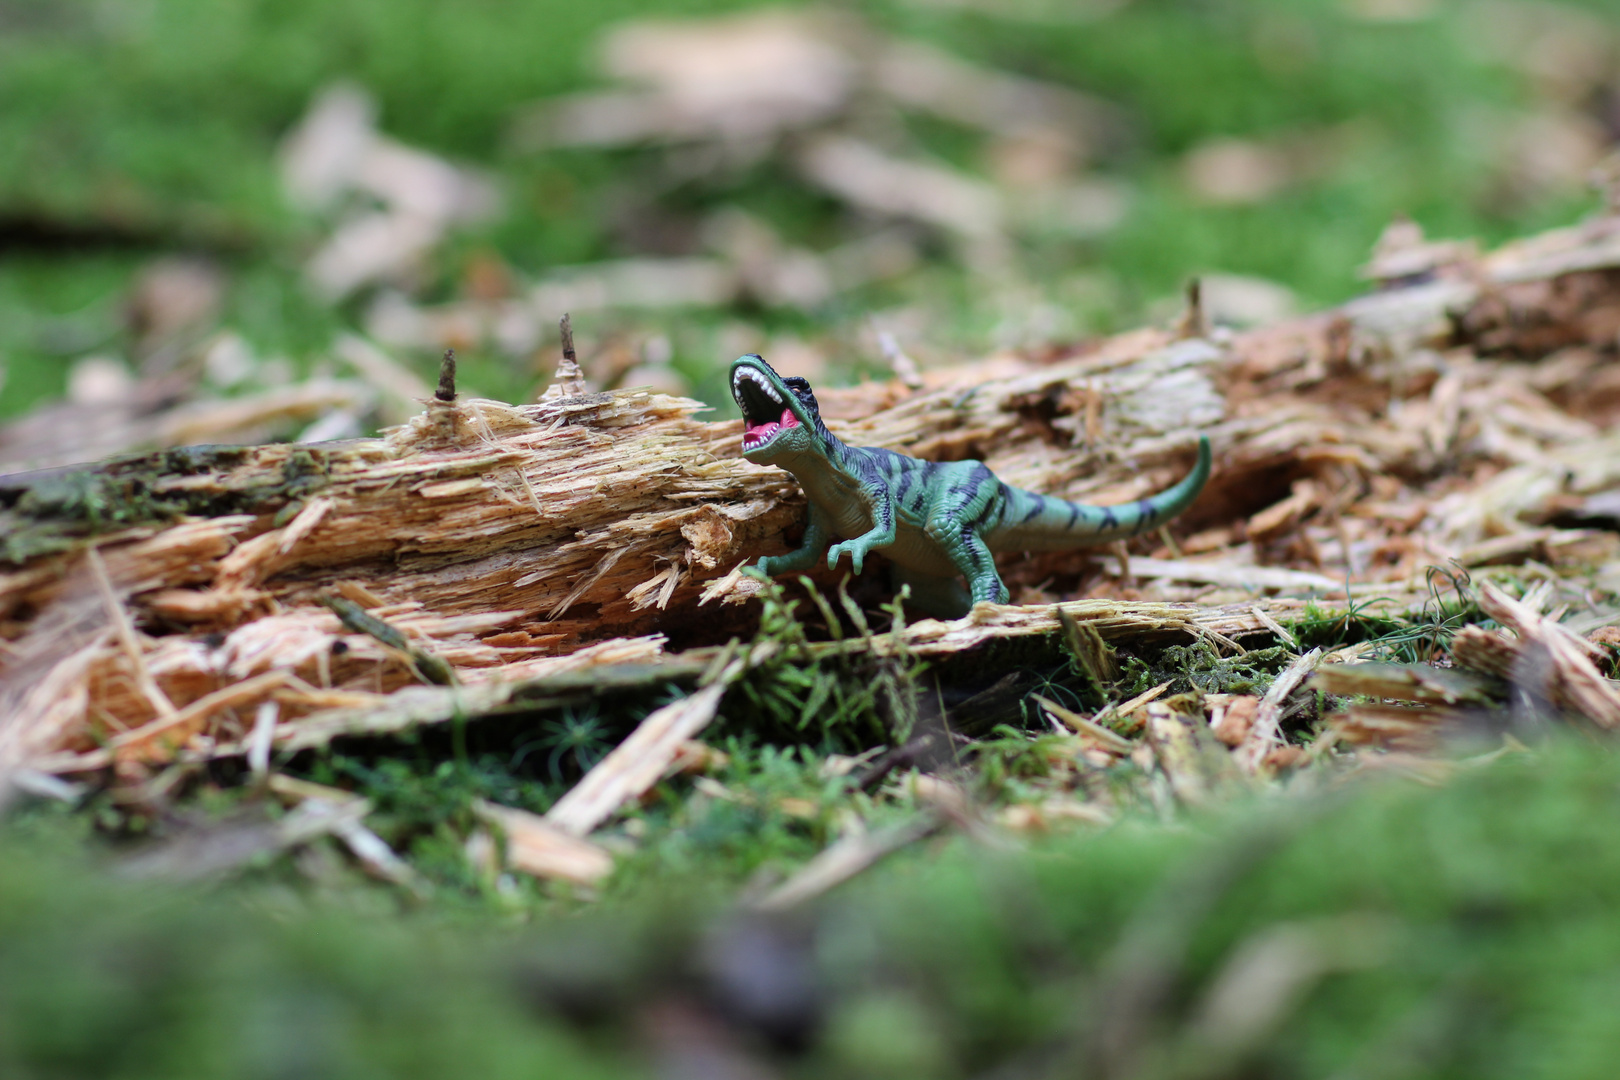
[{"left": 4, "top": 213, "right": 1620, "bottom": 774}]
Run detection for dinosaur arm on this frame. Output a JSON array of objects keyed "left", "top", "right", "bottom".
[
  {"left": 826, "top": 470, "right": 897, "bottom": 575},
  {"left": 755, "top": 503, "right": 833, "bottom": 577}
]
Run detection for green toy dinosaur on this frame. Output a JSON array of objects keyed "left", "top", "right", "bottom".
[{"left": 730, "top": 353, "right": 1212, "bottom": 616}]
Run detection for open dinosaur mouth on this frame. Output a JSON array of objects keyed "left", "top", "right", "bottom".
[
  {"left": 732, "top": 366, "right": 801, "bottom": 451},
  {"left": 742, "top": 408, "right": 800, "bottom": 451}
]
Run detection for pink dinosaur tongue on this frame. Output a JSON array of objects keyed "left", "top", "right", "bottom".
[{"left": 742, "top": 407, "right": 799, "bottom": 449}]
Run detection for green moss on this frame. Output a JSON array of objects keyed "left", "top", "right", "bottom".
[
  {"left": 11, "top": 736, "right": 1620, "bottom": 1077},
  {"left": 0, "top": 829, "right": 634, "bottom": 1079},
  {"left": 717, "top": 574, "right": 926, "bottom": 750},
  {"left": 1118, "top": 638, "right": 1293, "bottom": 698},
  {"left": 0, "top": 444, "right": 329, "bottom": 565}
]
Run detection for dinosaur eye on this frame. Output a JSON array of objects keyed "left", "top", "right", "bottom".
[{"left": 781, "top": 377, "right": 820, "bottom": 413}]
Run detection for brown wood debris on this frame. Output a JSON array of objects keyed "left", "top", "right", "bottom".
[{"left": 6, "top": 211, "right": 1620, "bottom": 777}]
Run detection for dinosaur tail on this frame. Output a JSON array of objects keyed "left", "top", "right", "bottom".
[{"left": 988, "top": 436, "right": 1211, "bottom": 552}]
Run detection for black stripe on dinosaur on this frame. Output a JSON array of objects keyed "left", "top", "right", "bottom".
[
  {"left": 960, "top": 525, "right": 984, "bottom": 567},
  {"left": 943, "top": 465, "right": 995, "bottom": 512},
  {"left": 893, "top": 465, "right": 917, "bottom": 506},
  {"left": 849, "top": 450, "right": 886, "bottom": 487},
  {"left": 968, "top": 485, "right": 1006, "bottom": 529}
]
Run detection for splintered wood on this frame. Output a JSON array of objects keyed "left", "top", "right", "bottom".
[{"left": 4, "top": 214, "right": 1620, "bottom": 778}]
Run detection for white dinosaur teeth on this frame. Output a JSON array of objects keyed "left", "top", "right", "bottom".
[{"left": 732, "top": 366, "right": 782, "bottom": 407}]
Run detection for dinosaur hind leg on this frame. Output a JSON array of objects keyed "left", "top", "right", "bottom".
[
  {"left": 923, "top": 519, "right": 1008, "bottom": 608},
  {"left": 957, "top": 533, "right": 1008, "bottom": 606}
]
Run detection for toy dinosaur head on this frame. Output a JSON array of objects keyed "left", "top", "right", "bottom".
[{"left": 730, "top": 354, "right": 826, "bottom": 463}]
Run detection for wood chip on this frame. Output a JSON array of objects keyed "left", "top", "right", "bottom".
[
  {"left": 473, "top": 799, "right": 615, "bottom": 886},
  {"left": 1478, "top": 581, "right": 1620, "bottom": 728},
  {"left": 117, "top": 795, "right": 372, "bottom": 882},
  {"left": 753, "top": 816, "right": 942, "bottom": 911},
  {"left": 1237, "top": 648, "right": 1322, "bottom": 772},
  {"left": 1035, "top": 695, "right": 1134, "bottom": 754},
  {"left": 1145, "top": 699, "right": 1242, "bottom": 807},
  {"left": 277, "top": 496, "right": 335, "bottom": 554},
  {"left": 546, "top": 677, "right": 732, "bottom": 836},
  {"left": 1098, "top": 680, "right": 1173, "bottom": 725},
  {"left": 1309, "top": 661, "right": 1500, "bottom": 705},
  {"left": 1209, "top": 694, "right": 1259, "bottom": 747},
  {"left": 1126, "top": 558, "right": 1339, "bottom": 593},
  {"left": 108, "top": 670, "right": 295, "bottom": 760},
  {"left": 1328, "top": 702, "right": 1457, "bottom": 752},
  {"left": 86, "top": 546, "right": 177, "bottom": 720}
]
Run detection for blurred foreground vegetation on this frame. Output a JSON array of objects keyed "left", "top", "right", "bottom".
[{"left": 7, "top": 736, "right": 1620, "bottom": 1078}]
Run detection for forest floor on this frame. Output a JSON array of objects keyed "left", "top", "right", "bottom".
[{"left": 5, "top": 209, "right": 1620, "bottom": 1078}]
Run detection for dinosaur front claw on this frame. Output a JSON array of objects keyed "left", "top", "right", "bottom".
[{"left": 827, "top": 542, "right": 865, "bottom": 574}]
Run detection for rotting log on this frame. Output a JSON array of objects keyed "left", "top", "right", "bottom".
[
  {"left": 22, "top": 594, "right": 1312, "bottom": 774},
  {"left": 7, "top": 212, "right": 1620, "bottom": 775}
]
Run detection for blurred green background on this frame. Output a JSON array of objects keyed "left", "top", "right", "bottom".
[{"left": 2, "top": 0, "right": 1615, "bottom": 427}]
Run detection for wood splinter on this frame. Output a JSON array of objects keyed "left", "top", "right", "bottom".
[
  {"left": 543, "top": 313, "right": 590, "bottom": 400},
  {"left": 435, "top": 349, "right": 457, "bottom": 403},
  {"left": 1175, "top": 276, "right": 1207, "bottom": 340},
  {"left": 318, "top": 595, "right": 457, "bottom": 687}
]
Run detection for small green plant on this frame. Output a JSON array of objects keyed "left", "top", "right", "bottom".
[
  {"left": 969, "top": 724, "right": 1076, "bottom": 800},
  {"left": 1288, "top": 581, "right": 1405, "bottom": 652},
  {"left": 722, "top": 574, "right": 926, "bottom": 750},
  {"left": 509, "top": 705, "right": 614, "bottom": 783},
  {"left": 1367, "top": 562, "right": 1486, "bottom": 663},
  {"left": 301, "top": 753, "right": 555, "bottom": 893}
]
